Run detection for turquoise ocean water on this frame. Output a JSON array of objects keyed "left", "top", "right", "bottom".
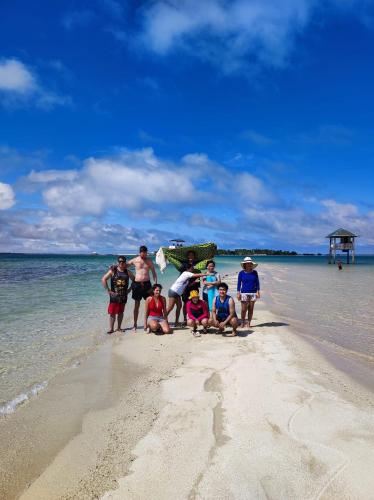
[{"left": 0, "top": 253, "right": 373, "bottom": 414}]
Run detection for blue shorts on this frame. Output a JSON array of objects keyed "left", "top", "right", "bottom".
[{"left": 217, "top": 314, "right": 229, "bottom": 322}]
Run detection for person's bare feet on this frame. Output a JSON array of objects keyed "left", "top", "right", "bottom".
[{"left": 225, "top": 330, "right": 237, "bottom": 337}]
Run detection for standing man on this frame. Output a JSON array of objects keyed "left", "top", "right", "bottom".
[
  {"left": 101, "top": 256, "right": 134, "bottom": 334},
  {"left": 128, "top": 245, "right": 157, "bottom": 331}
]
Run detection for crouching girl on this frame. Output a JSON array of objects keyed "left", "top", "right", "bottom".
[{"left": 186, "top": 290, "right": 209, "bottom": 337}]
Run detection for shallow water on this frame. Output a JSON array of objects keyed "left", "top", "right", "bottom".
[
  {"left": 1, "top": 253, "right": 373, "bottom": 413},
  {"left": 263, "top": 261, "right": 374, "bottom": 383}
]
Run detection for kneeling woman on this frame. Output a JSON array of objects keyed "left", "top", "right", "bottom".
[
  {"left": 144, "top": 284, "right": 172, "bottom": 334},
  {"left": 186, "top": 290, "right": 209, "bottom": 337}
]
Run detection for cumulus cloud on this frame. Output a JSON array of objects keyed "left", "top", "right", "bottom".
[
  {"left": 0, "top": 59, "right": 37, "bottom": 94},
  {"left": 0, "top": 58, "right": 71, "bottom": 109},
  {"left": 32, "top": 147, "right": 273, "bottom": 219},
  {"left": 136, "top": 0, "right": 372, "bottom": 74},
  {"left": 138, "top": 0, "right": 311, "bottom": 72},
  {"left": 239, "top": 198, "right": 374, "bottom": 247},
  {"left": 0, "top": 211, "right": 178, "bottom": 253},
  {"left": 4, "top": 147, "right": 374, "bottom": 251},
  {"left": 42, "top": 149, "right": 199, "bottom": 215},
  {"left": 0, "top": 182, "right": 15, "bottom": 209},
  {"left": 234, "top": 172, "right": 276, "bottom": 204},
  {"left": 321, "top": 199, "right": 359, "bottom": 220}
]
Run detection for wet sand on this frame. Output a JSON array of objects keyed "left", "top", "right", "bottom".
[{"left": 0, "top": 273, "right": 370, "bottom": 499}]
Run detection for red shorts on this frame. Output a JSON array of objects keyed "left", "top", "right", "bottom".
[{"left": 108, "top": 302, "right": 125, "bottom": 315}]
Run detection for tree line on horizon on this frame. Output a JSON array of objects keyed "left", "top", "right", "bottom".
[{"left": 216, "top": 248, "right": 298, "bottom": 256}]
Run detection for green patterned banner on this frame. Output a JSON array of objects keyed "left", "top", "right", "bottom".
[{"left": 163, "top": 242, "right": 217, "bottom": 272}]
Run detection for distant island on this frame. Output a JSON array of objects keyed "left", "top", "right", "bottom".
[
  {"left": 216, "top": 249, "right": 323, "bottom": 256},
  {"left": 217, "top": 249, "right": 298, "bottom": 256}
]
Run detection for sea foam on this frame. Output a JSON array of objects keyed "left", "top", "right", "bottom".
[{"left": 0, "top": 381, "right": 48, "bottom": 416}]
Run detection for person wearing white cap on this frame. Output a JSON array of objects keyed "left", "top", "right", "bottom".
[{"left": 237, "top": 257, "right": 260, "bottom": 328}]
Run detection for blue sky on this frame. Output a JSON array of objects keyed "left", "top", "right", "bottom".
[{"left": 0, "top": 0, "right": 374, "bottom": 253}]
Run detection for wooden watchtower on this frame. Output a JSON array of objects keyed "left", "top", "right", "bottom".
[{"left": 326, "top": 228, "right": 357, "bottom": 264}]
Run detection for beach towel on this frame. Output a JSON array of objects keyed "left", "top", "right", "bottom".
[{"left": 156, "top": 242, "right": 217, "bottom": 273}]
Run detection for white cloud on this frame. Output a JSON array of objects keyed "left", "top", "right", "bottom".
[
  {"left": 239, "top": 198, "right": 374, "bottom": 246},
  {"left": 0, "top": 182, "right": 15, "bottom": 209},
  {"left": 22, "top": 148, "right": 275, "bottom": 226},
  {"left": 235, "top": 172, "right": 275, "bottom": 204},
  {"left": 0, "top": 211, "right": 177, "bottom": 253},
  {"left": 0, "top": 59, "right": 37, "bottom": 94},
  {"left": 138, "top": 0, "right": 315, "bottom": 73},
  {"left": 5, "top": 147, "right": 374, "bottom": 251},
  {"left": 27, "top": 169, "right": 78, "bottom": 183},
  {"left": 137, "top": 0, "right": 371, "bottom": 74},
  {"left": 0, "top": 58, "right": 71, "bottom": 110},
  {"left": 321, "top": 199, "right": 359, "bottom": 219},
  {"left": 41, "top": 148, "right": 199, "bottom": 215}
]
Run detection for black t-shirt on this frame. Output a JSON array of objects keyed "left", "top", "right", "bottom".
[{"left": 110, "top": 267, "right": 129, "bottom": 303}]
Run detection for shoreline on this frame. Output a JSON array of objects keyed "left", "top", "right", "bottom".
[
  {"left": 1, "top": 269, "right": 374, "bottom": 498},
  {"left": 260, "top": 264, "right": 374, "bottom": 392}
]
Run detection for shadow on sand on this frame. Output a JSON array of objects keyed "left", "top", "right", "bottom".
[
  {"left": 236, "top": 330, "right": 253, "bottom": 337},
  {"left": 254, "top": 321, "right": 289, "bottom": 328}
]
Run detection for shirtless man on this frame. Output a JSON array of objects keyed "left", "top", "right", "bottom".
[{"left": 127, "top": 245, "right": 157, "bottom": 331}]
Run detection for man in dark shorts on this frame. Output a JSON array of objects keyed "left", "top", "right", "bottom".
[
  {"left": 101, "top": 256, "right": 135, "bottom": 334},
  {"left": 127, "top": 245, "right": 157, "bottom": 331},
  {"left": 212, "top": 282, "right": 238, "bottom": 337}
]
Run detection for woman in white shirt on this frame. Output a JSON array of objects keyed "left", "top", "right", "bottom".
[{"left": 166, "top": 264, "right": 206, "bottom": 327}]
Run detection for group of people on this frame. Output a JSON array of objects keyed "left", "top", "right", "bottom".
[{"left": 101, "top": 246, "right": 260, "bottom": 338}]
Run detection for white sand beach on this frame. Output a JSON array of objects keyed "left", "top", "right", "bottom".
[{"left": 13, "top": 273, "right": 374, "bottom": 500}]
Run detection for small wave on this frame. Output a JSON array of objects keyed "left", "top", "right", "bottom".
[{"left": 0, "top": 381, "right": 48, "bottom": 416}]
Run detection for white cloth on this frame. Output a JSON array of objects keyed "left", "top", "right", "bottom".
[
  {"left": 156, "top": 247, "right": 167, "bottom": 273},
  {"left": 170, "top": 271, "right": 194, "bottom": 295}
]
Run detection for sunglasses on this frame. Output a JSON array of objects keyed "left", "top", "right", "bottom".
[{"left": 118, "top": 260, "right": 126, "bottom": 263}]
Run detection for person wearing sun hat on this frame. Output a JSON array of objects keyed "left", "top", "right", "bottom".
[
  {"left": 186, "top": 289, "right": 209, "bottom": 337},
  {"left": 237, "top": 256, "right": 260, "bottom": 328}
]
